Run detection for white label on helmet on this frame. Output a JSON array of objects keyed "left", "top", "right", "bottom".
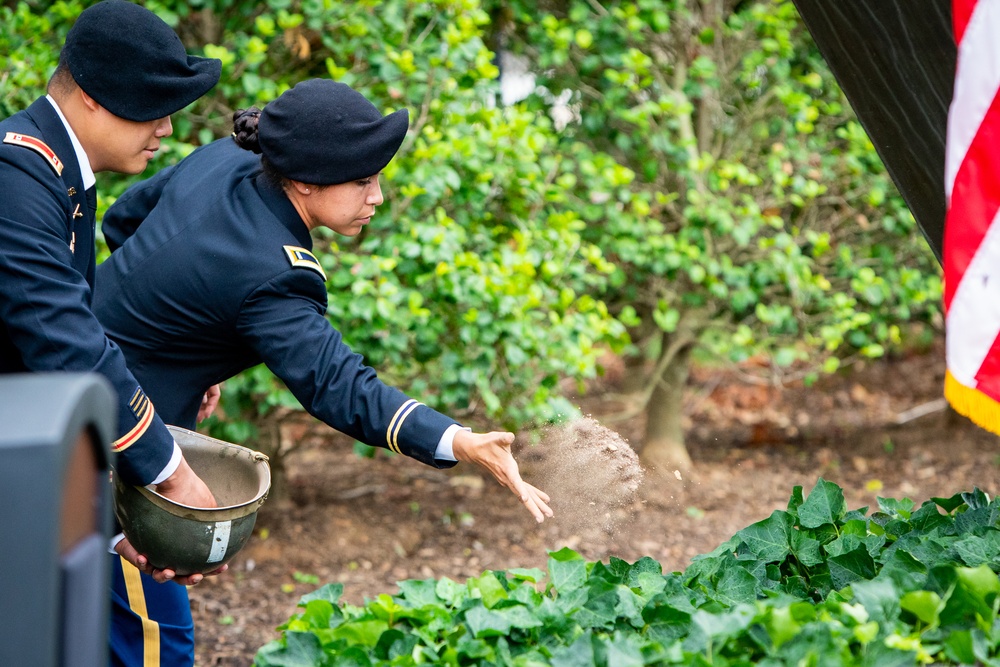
[{"left": 207, "top": 520, "right": 232, "bottom": 563}]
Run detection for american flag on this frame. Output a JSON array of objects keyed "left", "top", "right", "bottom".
[{"left": 944, "top": 0, "right": 1000, "bottom": 434}]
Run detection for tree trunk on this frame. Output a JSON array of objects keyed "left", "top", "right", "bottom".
[{"left": 639, "top": 330, "right": 694, "bottom": 474}]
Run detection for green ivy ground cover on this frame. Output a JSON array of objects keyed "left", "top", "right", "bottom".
[{"left": 254, "top": 480, "right": 1000, "bottom": 666}]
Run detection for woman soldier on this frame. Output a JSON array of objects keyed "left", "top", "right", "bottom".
[
  {"left": 95, "top": 77, "right": 553, "bottom": 664},
  {"left": 94, "top": 77, "right": 552, "bottom": 531}
]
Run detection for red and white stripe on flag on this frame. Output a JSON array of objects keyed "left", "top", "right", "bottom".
[{"left": 944, "top": 0, "right": 1000, "bottom": 434}]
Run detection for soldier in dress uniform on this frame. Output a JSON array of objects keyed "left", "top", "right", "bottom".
[
  {"left": 0, "top": 2, "right": 225, "bottom": 665},
  {"left": 95, "top": 79, "right": 553, "bottom": 660},
  {"left": 94, "top": 79, "right": 553, "bottom": 523}
]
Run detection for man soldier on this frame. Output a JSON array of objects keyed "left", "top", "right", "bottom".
[{"left": 0, "top": 1, "right": 222, "bottom": 664}]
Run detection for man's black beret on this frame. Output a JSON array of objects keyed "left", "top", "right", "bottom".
[
  {"left": 61, "top": 0, "right": 221, "bottom": 122},
  {"left": 258, "top": 79, "right": 409, "bottom": 185}
]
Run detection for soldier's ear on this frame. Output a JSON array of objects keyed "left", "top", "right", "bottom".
[
  {"left": 289, "top": 180, "right": 313, "bottom": 196},
  {"left": 78, "top": 88, "right": 102, "bottom": 114}
]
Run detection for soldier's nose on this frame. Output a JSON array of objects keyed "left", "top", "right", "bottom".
[{"left": 157, "top": 116, "right": 173, "bottom": 138}]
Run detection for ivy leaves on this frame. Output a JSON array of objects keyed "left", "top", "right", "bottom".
[{"left": 256, "top": 480, "right": 1000, "bottom": 665}]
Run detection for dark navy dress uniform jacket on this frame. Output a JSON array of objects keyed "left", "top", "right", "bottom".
[
  {"left": 94, "top": 138, "right": 458, "bottom": 468},
  {"left": 0, "top": 97, "right": 174, "bottom": 484}
]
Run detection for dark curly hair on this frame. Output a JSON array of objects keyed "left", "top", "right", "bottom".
[{"left": 231, "top": 107, "right": 286, "bottom": 186}]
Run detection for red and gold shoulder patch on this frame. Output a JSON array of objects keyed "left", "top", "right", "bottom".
[{"left": 3, "top": 131, "right": 64, "bottom": 176}]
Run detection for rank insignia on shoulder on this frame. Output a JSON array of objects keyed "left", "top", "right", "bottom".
[
  {"left": 4, "top": 132, "right": 64, "bottom": 175},
  {"left": 283, "top": 245, "right": 326, "bottom": 280}
]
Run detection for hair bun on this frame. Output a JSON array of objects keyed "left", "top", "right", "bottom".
[{"left": 232, "top": 107, "right": 263, "bottom": 154}]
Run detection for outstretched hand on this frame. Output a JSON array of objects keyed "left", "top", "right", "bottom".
[{"left": 451, "top": 430, "right": 553, "bottom": 523}]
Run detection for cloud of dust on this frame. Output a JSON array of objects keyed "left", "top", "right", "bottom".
[{"left": 522, "top": 416, "right": 645, "bottom": 537}]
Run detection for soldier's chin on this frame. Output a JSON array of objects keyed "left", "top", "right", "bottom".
[
  {"left": 122, "top": 157, "right": 154, "bottom": 175},
  {"left": 335, "top": 224, "right": 364, "bottom": 237}
]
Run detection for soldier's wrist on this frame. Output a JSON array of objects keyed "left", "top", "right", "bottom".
[{"left": 150, "top": 442, "right": 182, "bottom": 485}]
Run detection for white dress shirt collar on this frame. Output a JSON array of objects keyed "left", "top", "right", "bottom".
[{"left": 45, "top": 94, "right": 96, "bottom": 189}]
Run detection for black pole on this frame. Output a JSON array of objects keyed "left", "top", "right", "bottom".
[{"left": 792, "top": 0, "right": 955, "bottom": 263}]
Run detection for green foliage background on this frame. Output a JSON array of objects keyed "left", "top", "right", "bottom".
[
  {"left": 1, "top": 0, "right": 942, "bottom": 451},
  {"left": 493, "top": 0, "right": 942, "bottom": 379}
]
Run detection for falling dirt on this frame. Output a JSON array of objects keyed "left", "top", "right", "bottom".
[{"left": 520, "top": 416, "right": 644, "bottom": 536}]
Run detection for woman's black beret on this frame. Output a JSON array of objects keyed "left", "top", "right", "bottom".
[{"left": 258, "top": 79, "right": 409, "bottom": 185}]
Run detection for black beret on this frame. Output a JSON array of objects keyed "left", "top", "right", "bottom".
[
  {"left": 258, "top": 79, "right": 409, "bottom": 185},
  {"left": 62, "top": 0, "right": 221, "bottom": 122}
]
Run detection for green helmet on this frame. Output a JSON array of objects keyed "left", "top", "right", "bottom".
[{"left": 112, "top": 426, "right": 270, "bottom": 576}]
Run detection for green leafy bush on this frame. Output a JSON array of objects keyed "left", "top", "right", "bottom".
[
  {"left": 0, "top": 1, "right": 79, "bottom": 118},
  {"left": 255, "top": 481, "right": 1000, "bottom": 665},
  {"left": 496, "top": 0, "right": 942, "bottom": 371}
]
